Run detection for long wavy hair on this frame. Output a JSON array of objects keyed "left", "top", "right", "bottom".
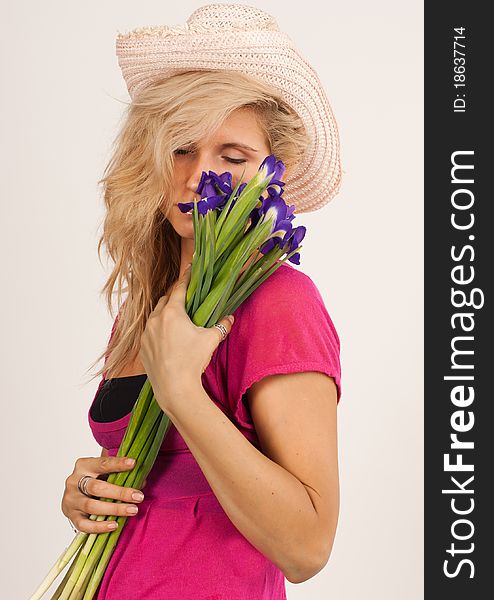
[{"left": 85, "top": 69, "right": 310, "bottom": 383}]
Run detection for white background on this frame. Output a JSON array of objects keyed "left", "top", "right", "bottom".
[{"left": 1, "top": 1, "right": 423, "bottom": 598}]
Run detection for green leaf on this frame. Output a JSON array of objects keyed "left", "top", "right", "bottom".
[
  {"left": 214, "top": 166, "right": 246, "bottom": 240},
  {"left": 224, "top": 246, "right": 303, "bottom": 315},
  {"left": 186, "top": 201, "right": 201, "bottom": 311}
]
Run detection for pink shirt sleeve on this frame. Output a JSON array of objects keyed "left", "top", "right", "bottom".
[{"left": 215, "top": 264, "right": 342, "bottom": 433}]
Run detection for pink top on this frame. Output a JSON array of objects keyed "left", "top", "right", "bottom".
[{"left": 88, "top": 262, "right": 342, "bottom": 599}]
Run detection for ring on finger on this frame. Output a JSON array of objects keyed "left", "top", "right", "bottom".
[
  {"left": 78, "top": 475, "right": 96, "bottom": 498},
  {"left": 213, "top": 322, "right": 228, "bottom": 341}
]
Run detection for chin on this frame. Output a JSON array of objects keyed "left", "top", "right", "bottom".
[
  {"left": 169, "top": 221, "right": 194, "bottom": 240},
  {"left": 168, "top": 206, "right": 194, "bottom": 234}
]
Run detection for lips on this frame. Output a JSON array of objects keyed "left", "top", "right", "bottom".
[{"left": 174, "top": 204, "right": 193, "bottom": 216}]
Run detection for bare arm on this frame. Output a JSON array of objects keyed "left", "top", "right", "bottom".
[{"left": 160, "top": 371, "right": 339, "bottom": 584}]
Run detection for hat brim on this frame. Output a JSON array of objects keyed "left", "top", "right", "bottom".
[{"left": 117, "top": 30, "right": 342, "bottom": 213}]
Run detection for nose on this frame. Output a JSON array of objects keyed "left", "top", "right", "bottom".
[{"left": 184, "top": 154, "right": 212, "bottom": 198}]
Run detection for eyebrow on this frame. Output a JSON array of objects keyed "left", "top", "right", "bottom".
[{"left": 217, "top": 142, "right": 258, "bottom": 152}]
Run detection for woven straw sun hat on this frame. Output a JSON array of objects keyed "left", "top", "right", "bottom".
[{"left": 115, "top": 3, "right": 342, "bottom": 213}]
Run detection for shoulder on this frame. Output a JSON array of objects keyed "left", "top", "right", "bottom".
[
  {"left": 230, "top": 262, "right": 340, "bottom": 353},
  {"left": 214, "top": 262, "right": 343, "bottom": 419},
  {"left": 259, "top": 262, "right": 318, "bottom": 292},
  {"left": 238, "top": 263, "right": 324, "bottom": 314}
]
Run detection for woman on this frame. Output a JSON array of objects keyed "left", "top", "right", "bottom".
[{"left": 61, "top": 4, "right": 343, "bottom": 598}]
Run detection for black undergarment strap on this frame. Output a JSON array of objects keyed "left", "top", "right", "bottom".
[{"left": 90, "top": 374, "right": 148, "bottom": 423}]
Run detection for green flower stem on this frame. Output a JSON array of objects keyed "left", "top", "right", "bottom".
[
  {"left": 62, "top": 400, "right": 167, "bottom": 600},
  {"left": 221, "top": 220, "right": 272, "bottom": 281},
  {"left": 205, "top": 260, "right": 249, "bottom": 327},
  {"left": 214, "top": 219, "right": 252, "bottom": 280},
  {"left": 38, "top": 384, "right": 175, "bottom": 600},
  {"left": 66, "top": 558, "right": 97, "bottom": 600},
  {"left": 73, "top": 417, "right": 163, "bottom": 600},
  {"left": 186, "top": 202, "right": 201, "bottom": 307},
  {"left": 198, "top": 211, "right": 209, "bottom": 306},
  {"left": 213, "top": 168, "right": 246, "bottom": 241},
  {"left": 224, "top": 246, "right": 302, "bottom": 316},
  {"left": 27, "top": 535, "right": 86, "bottom": 600},
  {"left": 228, "top": 249, "right": 281, "bottom": 304},
  {"left": 199, "top": 211, "right": 216, "bottom": 304},
  {"left": 32, "top": 162, "right": 300, "bottom": 598},
  {"left": 57, "top": 396, "right": 164, "bottom": 599},
  {"left": 112, "top": 378, "right": 154, "bottom": 460},
  {"left": 232, "top": 249, "right": 271, "bottom": 294},
  {"left": 192, "top": 260, "right": 240, "bottom": 327},
  {"left": 215, "top": 179, "right": 272, "bottom": 258},
  {"left": 50, "top": 543, "right": 85, "bottom": 599},
  {"left": 84, "top": 410, "right": 172, "bottom": 599},
  {"left": 192, "top": 210, "right": 207, "bottom": 316},
  {"left": 200, "top": 224, "right": 273, "bottom": 327}
]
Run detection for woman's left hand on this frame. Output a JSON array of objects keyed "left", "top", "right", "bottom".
[{"left": 138, "top": 264, "right": 235, "bottom": 412}]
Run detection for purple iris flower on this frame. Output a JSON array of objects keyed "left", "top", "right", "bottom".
[
  {"left": 250, "top": 188, "right": 305, "bottom": 264},
  {"left": 258, "top": 222, "right": 292, "bottom": 253},
  {"left": 240, "top": 190, "right": 304, "bottom": 264},
  {"left": 285, "top": 203, "right": 295, "bottom": 220},
  {"left": 259, "top": 154, "right": 286, "bottom": 183},
  {"left": 265, "top": 180, "right": 286, "bottom": 198},
  {"left": 178, "top": 195, "right": 226, "bottom": 216},
  {"left": 283, "top": 225, "right": 306, "bottom": 264},
  {"left": 198, "top": 171, "right": 217, "bottom": 198},
  {"left": 255, "top": 154, "right": 286, "bottom": 198},
  {"left": 177, "top": 170, "right": 233, "bottom": 216},
  {"left": 256, "top": 194, "right": 292, "bottom": 239},
  {"left": 258, "top": 223, "right": 305, "bottom": 264},
  {"left": 199, "top": 170, "right": 233, "bottom": 195},
  {"left": 247, "top": 187, "right": 295, "bottom": 232}
]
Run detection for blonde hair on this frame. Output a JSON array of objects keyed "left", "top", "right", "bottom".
[{"left": 86, "top": 69, "right": 309, "bottom": 383}]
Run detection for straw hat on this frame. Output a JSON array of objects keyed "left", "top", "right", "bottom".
[{"left": 115, "top": 3, "right": 342, "bottom": 213}]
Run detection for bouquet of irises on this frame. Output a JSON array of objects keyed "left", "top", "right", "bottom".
[{"left": 29, "top": 154, "right": 306, "bottom": 600}]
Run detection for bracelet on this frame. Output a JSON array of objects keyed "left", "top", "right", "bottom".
[{"left": 67, "top": 517, "right": 79, "bottom": 534}]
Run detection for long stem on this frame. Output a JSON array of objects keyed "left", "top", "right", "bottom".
[
  {"left": 186, "top": 201, "right": 201, "bottom": 308},
  {"left": 32, "top": 179, "right": 300, "bottom": 598},
  {"left": 224, "top": 247, "right": 302, "bottom": 316},
  {"left": 83, "top": 410, "right": 172, "bottom": 599},
  {"left": 50, "top": 543, "right": 85, "bottom": 599},
  {"left": 73, "top": 417, "right": 162, "bottom": 600},
  {"left": 116, "top": 377, "right": 154, "bottom": 457},
  {"left": 58, "top": 398, "right": 164, "bottom": 599},
  {"left": 27, "top": 533, "right": 87, "bottom": 600}
]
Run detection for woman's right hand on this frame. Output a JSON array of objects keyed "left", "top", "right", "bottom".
[{"left": 61, "top": 456, "right": 146, "bottom": 534}]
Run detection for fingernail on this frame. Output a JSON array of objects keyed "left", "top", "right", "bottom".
[
  {"left": 132, "top": 492, "right": 144, "bottom": 501},
  {"left": 125, "top": 458, "right": 135, "bottom": 466},
  {"left": 227, "top": 315, "right": 234, "bottom": 324}
]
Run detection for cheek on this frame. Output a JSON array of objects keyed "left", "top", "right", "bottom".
[
  {"left": 232, "top": 163, "right": 262, "bottom": 187},
  {"left": 170, "top": 162, "right": 187, "bottom": 188}
]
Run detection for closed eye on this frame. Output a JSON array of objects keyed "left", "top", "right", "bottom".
[
  {"left": 223, "top": 156, "right": 247, "bottom": 164},
  {"left": 174, "top": 148, "right": 246, "bottom": 164},
  {"left": 174, "top": 148, "right": 193, "bottom": 155}
]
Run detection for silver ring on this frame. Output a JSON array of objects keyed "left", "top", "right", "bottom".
[
  {"left": 213, "top": 322, "right": 228, "bottom": 341},
  {"left": 77, "top": 475, "right": 95, "bottom": 498}
]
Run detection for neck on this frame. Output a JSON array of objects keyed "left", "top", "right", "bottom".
[{"left": 180, "top": 237, "right": 194, "bottom": 276}]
